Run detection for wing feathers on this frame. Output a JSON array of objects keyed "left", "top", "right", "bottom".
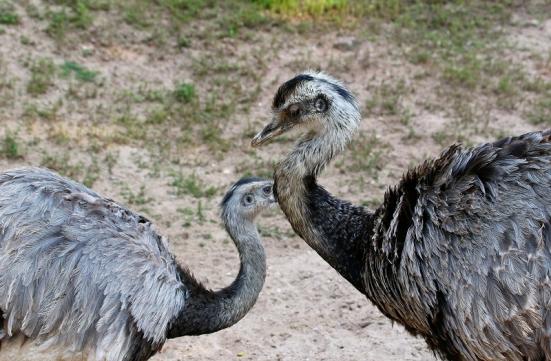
[{"left": 0, "top": 168, "right": 188, "bottom": 360}]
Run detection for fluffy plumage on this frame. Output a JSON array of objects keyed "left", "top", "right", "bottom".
[
  {"left": 253, "top": 71, "right": 551, "bottom": 360},
  {"left": 367, "top": 132, "right": 551, "bottom": 360},
  {"left": 0, "top": 168, "right": 272, "bottom": 361}
]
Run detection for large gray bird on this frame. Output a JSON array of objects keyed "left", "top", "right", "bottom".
[
  {"left": 0, "top": 168, "right": 274, "bottom": 361},
  {"left": 252, "top": 71, "right": 551, "bottom": 361}
]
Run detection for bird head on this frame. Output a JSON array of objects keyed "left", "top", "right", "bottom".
[
  {"left": 251, "top": 71, "right": 360, "bottom": 148},
  {"left": 221, "top": 177, "right": 276, "bottom": 222}
]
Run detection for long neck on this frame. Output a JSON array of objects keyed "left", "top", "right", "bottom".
[
  {"left": 167, "top": 217, "right": 266, "bottom": 337},
  {"left": 274, "top": 125, "right": 373, "bottom": 293},
  {"left": 274, "top": 128, "right": 419, "bottom": 329},
  {"left": 275, "top": 115, "right": 436, "bottom": 337}
]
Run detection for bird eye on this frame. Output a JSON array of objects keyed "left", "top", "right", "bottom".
[
  {"left": 314, "top": 96, "right": 328, "bottom": 112},
  {"left": 242, "top": 194, "right": 254, "bottom": 205},
  {"left": 288, "top": 103, "right": 300, "bottom": 116},
  {"left": 262, "top": 185, "right": 272, "bottom": 195}
]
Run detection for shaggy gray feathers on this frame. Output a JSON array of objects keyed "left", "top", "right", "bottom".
[
  {"left": 366, "top": 131, "right": 551, "bottom": 360},
  {"left": 0, "top": 168, "right": 186, "bottom": 361}
]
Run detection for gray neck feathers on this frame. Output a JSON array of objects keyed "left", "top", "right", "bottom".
[
  {"left": 217, "top": 212, "right": 266, "bottom": 329},
  {"left": 282, "top": 110, "right": 358, "bottom": 179},
  {"left": 169, "top": 212, "right": 266, "bottom": 337},
  {"left": 275, "top": 127, "right": 348, "bottom": 249},
  {"left": 274, "top": 107, "right": 367, "bottom": 290}
]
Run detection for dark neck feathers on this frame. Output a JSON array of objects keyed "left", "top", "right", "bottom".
[
  {"left": 274, "top": 124, "right": 371, "bottom": 293},
  {"left": 167, "top": 217, "right": 265, "bottom": 337},
  {"left": 273, "top": 117, "right": 424, "bottom": 325}
]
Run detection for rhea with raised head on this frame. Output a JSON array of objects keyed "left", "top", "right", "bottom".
[{"left": 252, "top": 71, "right": 551, "bottom": 361}]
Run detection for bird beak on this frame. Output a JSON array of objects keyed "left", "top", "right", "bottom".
[{"left": 251, "top": 117, "right": 286, "bottom": 147}]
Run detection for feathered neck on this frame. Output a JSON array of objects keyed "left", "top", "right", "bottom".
[
  {"left": 167, "top": 215, "right": 265, "bottom": 337},
  {"left": 280, "top": 117, "right": 357, "bottom": 179},
  {"left": 273, "top": 119, "right": 422, "bottom": 330},
  {"left": 274, "top": 115, "right": 372, "bottom": 293}
]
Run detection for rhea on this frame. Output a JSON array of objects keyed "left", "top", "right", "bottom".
[
  {"left": 252, "top": 71, "right": 551, "bottom": 361},
  {"left": 0, "top": 168, "right": 274, "bottom": 361}
]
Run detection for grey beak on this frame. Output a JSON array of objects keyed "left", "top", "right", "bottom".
[{"left": 251, "top": 118, "right": 285, "bottom": 147}]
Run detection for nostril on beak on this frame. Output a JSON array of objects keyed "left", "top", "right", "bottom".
[
  {"left": 252, "top": 125, "right": 273, "bottom": 146},
  {"left": 251, "top": 118, "right": 283, "bottom": 147},
  {"left": 257, "top": 124, "right": 274, "bottom": 140}
]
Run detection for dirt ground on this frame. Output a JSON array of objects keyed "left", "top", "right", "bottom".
[{"left": 0, "top": 1, "right": 550, "bottom": 360}]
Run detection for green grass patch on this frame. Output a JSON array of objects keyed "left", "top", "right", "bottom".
[
  {"left": 395, "top": 2, "right": 510, "bottom": 53},
  {"left": 336, "top": 132, "right": 386, "bottom": 179},
  {"left": 254, "top": 0, "right": 380, "bottom": 23},
  {"left": 522, "top": 77, "right": 551, "bottom": 93},
  {"left": 145, "top": 107, "right": 169, "bottom": 125},
  {"left": 23, "top": 101, "right": 62, "bottom": 121},
  {"left": 170, "top": 172, "right": 217, "bottom": 198},
  {"left": 119, "top": 0, "right": 270, "bottom": 37},
  {"left": 390, "top": 1, "right": 513, "bottom": 94},
  {"left": 111, "top": 82, "right": 232, "bottom": 156},
  {"left": 115, "top": 113, "right": 147, "bottom": 141},
  {"left": 45, "top": 0, "right": 108, "bottom": 40},
  {"left": 27, "top": 58, "right": 56, "bottom": 95},
  {"left": 41, "top": 151, "right": 101, "bottom": 187},
  {"left": 365, "top": 80, "right": 409, "bottom": 116},
  {"left": 257, "top": 0, "right": 347, "bottom": 17},
  {"left": 61, "top": 61, "right": 98, "bottom": 82},
  {"left": 220, "top": 1, "right": 269, "bottom": 37},
  {"left": 528, "top": 93, "right": 551, "bottom": 126},
  {"left": 174, "top": 82, "right": 196, "bottom": 103},
  {"left": 177, "top": 202, "right": 207, "bottom": 227},
  {"left": 41, "top": 151, "right": 100, "bottom": 187},
  {"left": 372, "top": 1, "right": 529, "bottom": 121},
  {"left": 442, "top": 57, "right": 481, "bottom": 89},
  {"left": 1, "top": 132, "right": 22, "bottom": 159},
  {"left": 121, "top": 184, "right": 152, "bottom": 206},
  {"left": 0, "top": 1, "right": 19, "bottom": 25},
  {"left": 47, "top": 9, "right": 71, "bottom": 39}
]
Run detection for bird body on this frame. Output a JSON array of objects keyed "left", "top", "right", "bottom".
[
  {"left": 365, "top": 134, "right": 551, "bottom": 360},
  {"left": 253, "top": 71, "right": 551, "bottom": 360},
  {"left": 0, "top": 168, "right": 273, "bottom": 361}
]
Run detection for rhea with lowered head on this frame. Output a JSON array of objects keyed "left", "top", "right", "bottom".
[
  {"left": 0, "top": 169, "right": 274, "bottom": 361},
  {"left": 252, "top": 71, "right": 551, "bottom": 360}
]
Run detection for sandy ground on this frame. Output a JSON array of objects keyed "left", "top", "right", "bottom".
[{"left": 0, "top": 3, "right": 551, "bottom": 361}]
